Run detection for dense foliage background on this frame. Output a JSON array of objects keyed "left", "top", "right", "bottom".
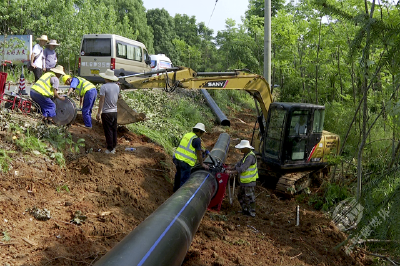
[{"left": 1, "top": 0, "right": 399, "bottom": 261}]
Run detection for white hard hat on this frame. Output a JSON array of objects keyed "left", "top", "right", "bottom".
[
  {"left": 193, "top": 123, "right": 206, "bottom": 132},
  {"left": 235, "top": 140, "right": 254, "bottom": 149}
]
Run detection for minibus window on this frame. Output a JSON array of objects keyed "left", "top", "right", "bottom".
[
  {"left": 150, "top": 60, "right": 157, "bottom": 68},
  {"left": 127, "top": 45, "right": 135, "bottom": 60},
  {"left": 134, "top": 47, "right": 142, "bottom": 61},
  {"left": 81, "top": 38, "right": 111, "bottom": 56},
  {"left": 117, "top": 42, "right": 127, "bottom": 58}
]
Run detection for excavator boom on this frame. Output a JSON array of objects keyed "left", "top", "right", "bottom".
[{"left": 121, "top": 67, "right": 273, "bottom": 119}]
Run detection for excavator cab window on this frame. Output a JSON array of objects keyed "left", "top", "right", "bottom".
[
  {"left": 313, "top": 109, "right": 325, "bottom": 133},
  {"left": 264, "top": 107, "right": 286, "bottom": 160},
  {"left": 288, "top": 111, "right": 309, "bottom": 161}
]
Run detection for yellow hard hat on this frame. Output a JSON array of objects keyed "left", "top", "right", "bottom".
[{"left": 62, "top": 75, "right": 72, "bottom": 84}]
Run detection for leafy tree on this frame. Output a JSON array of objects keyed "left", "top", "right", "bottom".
[
  {"left": 216, "top": 19, "right": 260, "bottom": 73},
  {"left": 103, "top": 0, "right": 154, "bottom": 51},
  {"left": 174, "top": 14, "right": 201, "bottom": 47},
  {"left": 245, "top": 0, "right": 285, "bottom": 18},
  {"left": 146, "top": 8, "right": 177, "bottom": 60}
]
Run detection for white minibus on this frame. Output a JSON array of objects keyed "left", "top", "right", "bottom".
[{"left": 78, "top": 34, "right": 151, "bottom": 83}]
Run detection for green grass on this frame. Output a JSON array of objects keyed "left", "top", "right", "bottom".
[
  {"left": 56, "top": 184, "right": 70, "bottom": 193},
  {"left": 123, "top": 88, "right": 256, "bottom": 155},
  {"left": 2, "top": 230, "right": 11, "bottom": 242},
  {"left": 0, "top": 149, "right": 13, "bottom": 173},
  {"left": 5, "top": 121, "right": 85, "bottom": 169},
  {"left": 124, "top": 89, "right": 216, "bottom": 155}
]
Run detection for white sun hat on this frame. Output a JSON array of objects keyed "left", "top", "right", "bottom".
[
  {"left": 46, "top": 40, "right": 60, "bottom": 46},
  {"left": 99, "top": 69, "right": 119, "bottom": 81},
  {"left": 235, "top": 140, "right": 254, "bottom": 149},
  {"left": 193, "top": 123, "right": 206, "bottom": 132},
  {"left": 50, "top": 65, "right": 66, "bottom": 75},
  {"left": 36, "top": 35, "right": 49, "bottom": 42}
]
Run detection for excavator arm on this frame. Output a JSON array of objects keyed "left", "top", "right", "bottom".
[{"left": 121, "top": 67, "right": 273, "bottom": 119}]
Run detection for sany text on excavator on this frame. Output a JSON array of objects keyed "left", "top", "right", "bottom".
[{"left": 119, "top": 67, "right": 340, "bottom": 195}]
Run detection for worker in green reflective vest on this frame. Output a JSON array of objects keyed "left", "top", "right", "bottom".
[
  {"left": 30, "top": 65, "right": 66, "bottom": 124},
  {"left": 63, "top": 75, "right": 97, "bottom": 128},
  {"left": 173, "top": 123, "right": 210, "bottom": 192},
  {"left": 225, "top": 139, "right": 259, "bottom": 217}
]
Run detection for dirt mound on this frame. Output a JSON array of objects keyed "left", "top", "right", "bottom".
[{"left": 0, "top": 111, "right": 370, "bottom": 266}]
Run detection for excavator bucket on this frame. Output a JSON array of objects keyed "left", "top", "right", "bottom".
[{"left": 117, "top": 98, "right": 146, "bottom": 125}]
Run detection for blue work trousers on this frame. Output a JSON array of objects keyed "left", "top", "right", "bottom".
[
  {"left": 173, "top": 158, "right": 192, "bottom": 192},
  {"left": 82, "top": 89, "right": 97, "bottom": 128},
  {"left": 30, "top": 89, "right": 56, "bottom": 118}
]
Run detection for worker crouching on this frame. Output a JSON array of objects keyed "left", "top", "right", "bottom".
[
  {"left": 225, "top": 140, "right": 259, "bottom": 217},
  {"left": 30, "top": 65, "right": 66, "bottom": 124}
]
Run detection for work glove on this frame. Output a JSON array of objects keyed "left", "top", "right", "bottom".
[{"left": 202, "top": 149, "right": 210, "bottom": 158}]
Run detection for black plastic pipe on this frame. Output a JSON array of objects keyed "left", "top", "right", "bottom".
[
  {"left": 94, "top": 133, "right": 231, "bottom": 266},
  {"left": 201, "top": 89, "right": 230, "bottom": 127},
  {"left": 204, "top": 132, "right": 230, "bottom": 165},
  {"left": 196, "top": 71, "right": 237, "bottom": 76}
]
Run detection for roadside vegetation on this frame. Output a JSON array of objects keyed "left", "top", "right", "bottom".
[{"left": 0, "top": 111, "right": 84, "bottom": 169}]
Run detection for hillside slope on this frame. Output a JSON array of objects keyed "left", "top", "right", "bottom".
[{"left": 0, "top": 110, "right": 370, "bottom": 266}]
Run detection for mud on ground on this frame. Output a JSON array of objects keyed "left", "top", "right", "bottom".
[{"left": 0, "top": 110, "right": 371, "bottom": 266}]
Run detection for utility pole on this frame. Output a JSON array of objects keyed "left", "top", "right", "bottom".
[{"left": 264, "top": 0, "right": 271, "bottom": 86}]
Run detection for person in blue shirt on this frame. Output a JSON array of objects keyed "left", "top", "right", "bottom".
[{"left": 63, "top": 75, "right": 97, "bottom": 128}]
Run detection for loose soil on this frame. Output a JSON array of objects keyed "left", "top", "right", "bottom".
[{"left": 0, "top": 107, "right": 372, "bottom": 266}]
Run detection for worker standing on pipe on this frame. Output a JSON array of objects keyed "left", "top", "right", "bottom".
[
  {"left": 173, "top": 123, "right": 210, "bottom": 192},
  {"left": 225, "top": 140, "right": 259, "bottom": 217}
]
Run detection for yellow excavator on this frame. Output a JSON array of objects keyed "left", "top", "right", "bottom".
[{"left": 119, "top": 67, "right": 340, "bottom": 194}]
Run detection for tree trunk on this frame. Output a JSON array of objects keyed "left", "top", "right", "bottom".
[
  {"left": 315, "top": 18, "right": 322, "bottom": 105},
  {"left": 337, "top": 46, "right": 343, "bottom": 97},
  {"left": 357, "top": 0, "right": 376, "bottom": 200}
]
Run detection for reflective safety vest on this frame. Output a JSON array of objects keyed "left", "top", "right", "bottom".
[
  {"left": 31, "top": 72, "right": 55, "bottom": 97},
  {"left": 75, "top": 77, "right": 96, "bottom": 97},
  {"left": 174, "top": 132, "right": 198, "bottom": 167},
  {"left": 239, "top": 151, "right": 259, "bottom": 184}
]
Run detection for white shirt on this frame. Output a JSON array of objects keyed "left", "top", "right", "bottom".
[
  {"left": 32, "top": 44, "right": 45, "bottom": 69},
  {"left": 295, "top": 123, "right": 307, "bottom": 134}
]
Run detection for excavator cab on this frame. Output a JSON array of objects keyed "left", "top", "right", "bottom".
[{"left": 262, "top": 102, "right": 327, "bottom": 170}]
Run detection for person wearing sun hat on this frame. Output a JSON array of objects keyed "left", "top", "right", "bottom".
[
  {"left": 30, "top": 65, "right": 66, "bottom": 124},
  {"left": 225, "top": 139, "right": 259, "bottom": 217},
  {"left": 44, "top": 40, "right": 60, "bottom": 72},
  {"left": 31, "top": 35, "right": 49, "bottom": 81},
  {"left": 172, "top": 123, "right": 210, "bottom": 192},
  {"left": 63, "top": 74, "right": 97, "bottom": 128},
  {"left": 96, "top": 69, "right": 120, "bottom": 154}
]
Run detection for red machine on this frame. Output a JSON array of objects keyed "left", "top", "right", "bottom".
[
  {"left": 207, "top": 172, "right": 230, "bottom": 211},
  {"left": 0, "top": 71, "right": 32, "bottom": 114}
]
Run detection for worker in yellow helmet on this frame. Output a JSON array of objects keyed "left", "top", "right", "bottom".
[
  {"left": 63, "top": 75, "right": 97, "bottom": 128},
  {"left": 225, "top": 140, "right": 259, "bottom": 217},
  {"left": 30, "top": 65, "right": 66, "bottom": 125},
  {"left": 173, "top": 123, "right": 210, "bottom": 192}
]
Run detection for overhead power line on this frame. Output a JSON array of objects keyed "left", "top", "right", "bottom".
[{"left": 207, "top": 0, "right": 218, "bottom": 28}]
